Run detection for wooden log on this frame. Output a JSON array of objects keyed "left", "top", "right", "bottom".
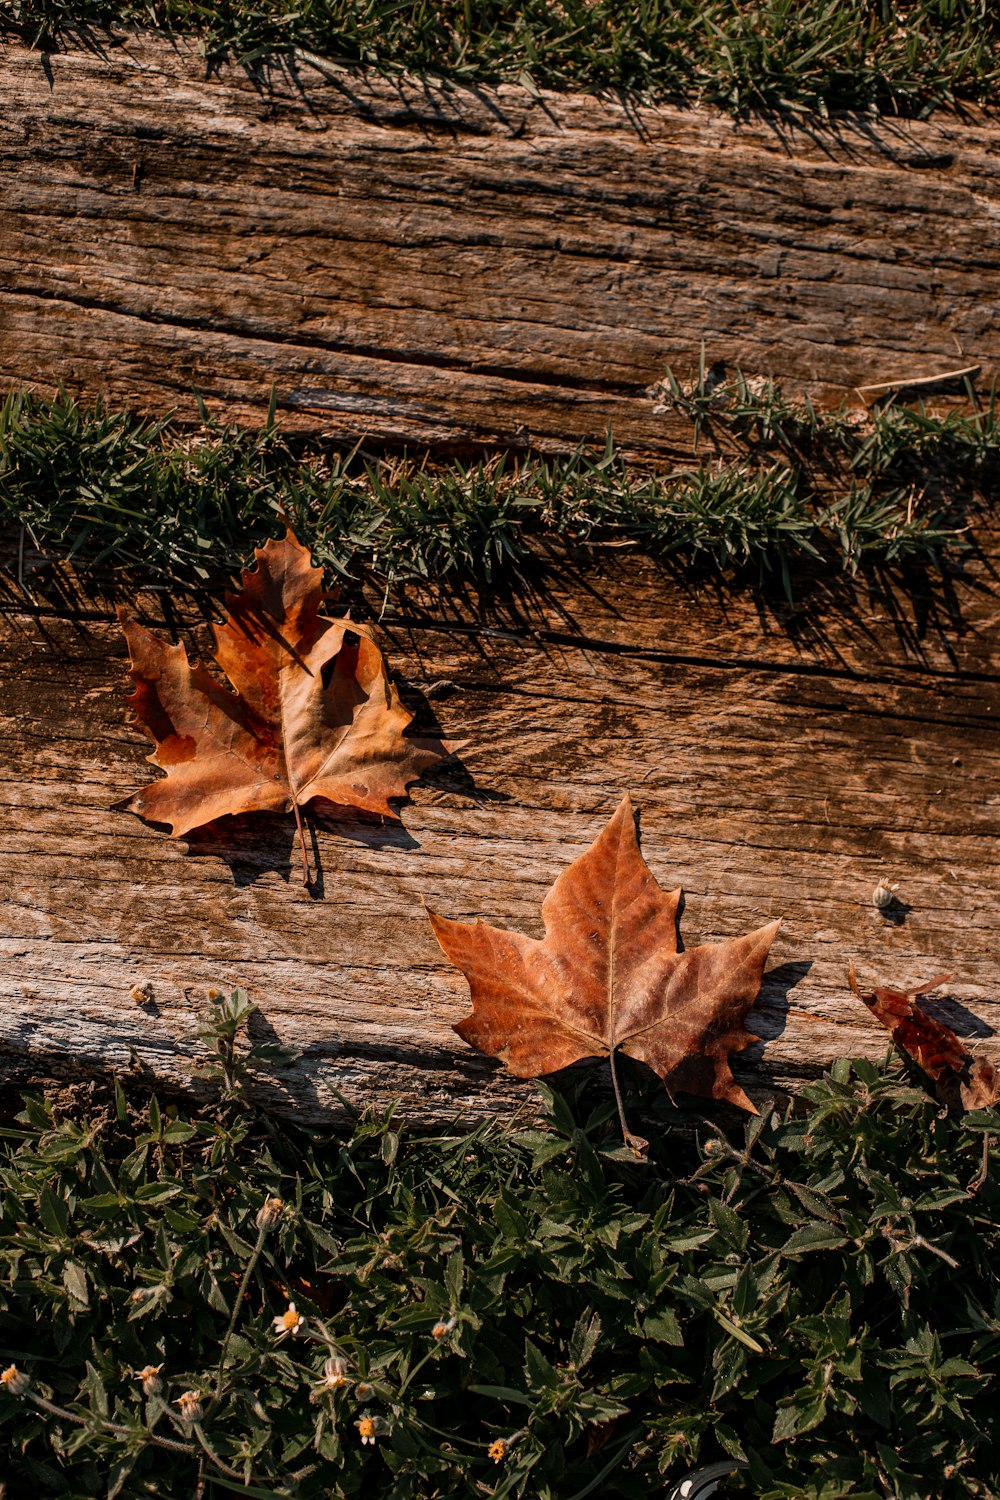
[
  {"left": 2, "top": 554, "right": 998, "bottom": 1121},
  {"left": 1, "top": 33, "right": 999, "bottom": 454}
]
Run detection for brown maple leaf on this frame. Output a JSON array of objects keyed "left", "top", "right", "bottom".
[
  {"left": 118, "top": 529, "right": 445, "bottom": 882},
  {"left": 428, "top": 794, "right": 780, "bottom": 1140},
  {"left": 848, "top": 964, "right": 999, "bottom": 1112}
]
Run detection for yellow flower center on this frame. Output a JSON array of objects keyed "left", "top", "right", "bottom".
[
  {"left": 0, "top": 1366, "right": 21, "bottom": 1386},
  {"left": 358, "top": 1417, "right": 376, "bottom": 1438},
  {"left": 281, "top": 1308, "right": 301, "bottom": 1330},
  {"left": 489, "top": 1439, "right": 508, "bottom": 1462}
]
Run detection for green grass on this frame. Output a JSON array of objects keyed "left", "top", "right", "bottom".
[
  {"left": 2, "top": 381, "right": 993, "bottom": 604},
  {"left": 1, "top": 0, "right": 999, "bottom": 118},
  {"left": 0, "top": 991, "right": 998, "bottom": 1499}
]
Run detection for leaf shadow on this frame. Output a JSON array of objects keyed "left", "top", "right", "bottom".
[
  {"left": 247, "top": 1035, "right": 515, "bottom": 1123},
  {"left": 919, "top": 993, "right": 995, "bottom": 1039},
  {"left": 179, "top": 804, "right": 424, "bottom": 895},
  {"left": 391, "top": 671, "right": 512, "bottom": 809},
  {"left": 745, "top": 959, "right": 813, "bottom": 1050}
]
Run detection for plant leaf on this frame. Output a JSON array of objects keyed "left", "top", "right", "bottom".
[
  {"left": 429, "top": 794, "right": 780, "bottom": 1112},
  {"left": 118, "top": 530, "right": 445, "bottom": 847},
  {"left": 848, "top": 963, "right": 999, "bottom": 1112}
]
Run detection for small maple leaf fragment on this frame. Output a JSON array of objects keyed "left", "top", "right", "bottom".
[
  {"left": 848, "top": 964, "right": 999, "bottom": 1112},
  {"left": 428, "top": 794, "right": 780, "bottom": 1118},
  {"left": 118, "top": 530, "right": 445, "bottom": 880}
]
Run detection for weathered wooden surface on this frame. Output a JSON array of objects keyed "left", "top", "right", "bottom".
[
  {"left": 2, "top": 555, "right": 998, "bottom": 1121},
  {"left": 1, "top": 33, "right": 999, "bottom": 454}
]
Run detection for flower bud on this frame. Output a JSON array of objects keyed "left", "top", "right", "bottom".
[
  {"left": 256, "top": 1196, "right": 284, "bottom": 1231},
  {"left": 322, "top": 1357, "right": 349, "bottom": 1389},
  {"left": 0, "top": 1365, "right": 30, "bottom": 1396},
  {"left": 137, "top": 1364, "right": 163, "bottom": 1397},
  {"left": 177, "top": 1391, "right": 203, "bottom": 1423}
]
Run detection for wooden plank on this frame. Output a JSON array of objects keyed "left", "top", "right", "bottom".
[
  {"left": 2, "top": 554, "right": 998, "bottom": 1121},
  {"left": 1, "top": 33, "right": 999, "bottom": 454}
]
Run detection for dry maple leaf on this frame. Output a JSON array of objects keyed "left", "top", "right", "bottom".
[
  {"left": 428, "top": 794, "right": 781, "bottom": 1142},
  {"left": 118, "top": 529, "right": 445, "bottom": 882},
  {"left": 848, "top": 963, "right": 999, "bottom": 1112}
]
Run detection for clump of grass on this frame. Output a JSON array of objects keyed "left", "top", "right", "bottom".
[
  {"left": 1, "top": 0, "right": 998, "bottom": 119},
  {"left": 0, "top": 991, "right": 997, "bottom": 1498},
  {"left": 0, "top": 386, "right": 980, "bottom": 603},
  {"left": 819, "top": 483, "right": 962, "bottom": 574},
  {"left": 0, "top": 389, "right": 297, "bottom": 581},
  {"left": 644, "top": 464, "right": 821, "bottom": 597},
  {"left": 850, "top": 392, "right": 1000, "bottom": 480}
]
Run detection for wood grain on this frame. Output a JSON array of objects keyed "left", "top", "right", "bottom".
[
  {"left": 2, "top": 554, "right": 998, "bottom": 1121},
  {"left": 1, "top": 33, "right": 999, "bottom": 454}
]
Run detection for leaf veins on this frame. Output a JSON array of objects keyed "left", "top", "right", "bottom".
[
  {"left": 118, "top": 529, "right": 445, "bottom": 882},
  {"left": 428, "top": 794, "right": 781, "bottom": 1130}
]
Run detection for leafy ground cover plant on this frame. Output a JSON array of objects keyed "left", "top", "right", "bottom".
[
  {"left": 2, "top": 383, "right": 991, "bottom": 602},
  {"left": 0, "top": 992, "right": 997, "bottom": 1498},
  {"left": 2, "top": 0, "right": 998, "bottom": 119}
]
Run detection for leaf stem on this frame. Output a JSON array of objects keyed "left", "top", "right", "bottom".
[
  {"left": 26, "top": 1391, "right": 192, "bottom": 1456},
  {"left": 192, "top": 1422, "right": 247, "bottom": 1482},
  {"left": 398, "top": 1347, "right": 437, "bottom": 1397},
  {"left": 969, "top": 1131, "right": 991, "bottom": 1194},
  {"left": 206, "top": 1220, "right": 268, "bottom": 1417},
  {"left": 608, "top": 1047, "right": 629, "bottom": 1145},
  {"left": 291, "top": 794, "right": 309, "bottom": 886},
  {"left": 608, "top": 1048, "right": 648, "bottom": 1157}
]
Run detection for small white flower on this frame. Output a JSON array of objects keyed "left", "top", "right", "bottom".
[
  {"left": 355, "top": 1413, "right": 385, "bottom": 1445},
  {"left": 432, "top": 1316, "right": 457, "bottom": 1340},
  {"left": 272, "top": 1301, "right": 306, "bottom": 1338},
  {"left": 354, "top": 1380, "right": 375, "bottom": 1401}
]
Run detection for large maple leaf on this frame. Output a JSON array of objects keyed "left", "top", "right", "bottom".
[
  {"left": 428, "top": 794, "right": 780, "bottom": 1130},
  {"left": 848, "top": 964, "right": 999, "bottom": 1112},
  {"left": 119, "top": 530, "right": 445, "bottom": 880}
]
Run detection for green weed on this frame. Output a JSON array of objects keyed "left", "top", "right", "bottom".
[{"left": 0, "top": 385, "right": 980, "bottom": 603}]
